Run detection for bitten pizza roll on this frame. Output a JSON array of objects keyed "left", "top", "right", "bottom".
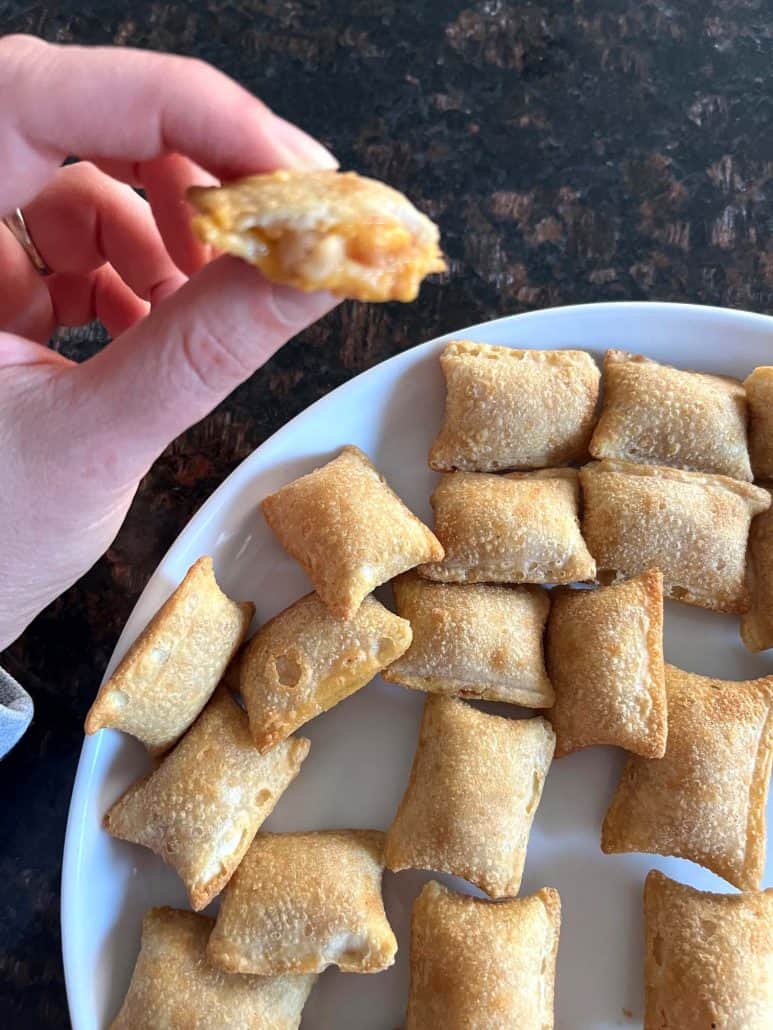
[
  {"left": 262, "top": 446, "right": 443, "bottom": 619},
  {"left": 742, "top": 490, "right": 773, "bottom": 652},
  {"left": 546, "top": 570, "right": 666, "bottom": 758},
  {"left": 85, "top": 557, "right": 254, "bottom": 753},
  {"left": 208, "top": 830, "right": 397, "bottom": 975},
  {"left": 745, "top": 366, "right": 773, "bottom": 479},
  {"left": 385, "top": 696, "right": 555, "bottom": 897},
  {"left": 643, "top": 871, "right": 773, "bottom": 1030},
  {"left": 590, "top": 350, "right": 752, "bottom": 480},
  {"left": 419, "top": 469, "right": 596, "bottom": 585},
  {"left": 111, "top": 907, "right": 316, "bottom": 1030},
  {"left": 104, "top": 688, "right": 309, "bottom": 910},
  {"left": 188, "top": 169, "right": 446, "bottom": 302},
  {"left": 383, "top": 573, "right": 553, "bottom": 707},
  {"left": 602, "top": 664, "right": 773, "bottom": 890},
  {"left": 240, "top": 592, "right": 412, "bottom": 752},
  {"left": 580, "top": 459, "right": 770, "bottom": 613},
  {"left": 405, "top": 881, "right": 561, "bottom": 1030},
  {"left": 429, "top": 342, "right": 600, "bottom": 472}
]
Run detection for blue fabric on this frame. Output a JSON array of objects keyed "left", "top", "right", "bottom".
[{"left": 0, "top": 665, "right": 33, "bottom": 757}]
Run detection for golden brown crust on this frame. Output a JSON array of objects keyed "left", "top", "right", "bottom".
[
  {"left": 742, "top": 488, "right": 773, "bottom": 652},
  {"left": 384, "top": 696, "right": 556, "bottom": 897},
  {"left": 110, "top": 907, "right": 316, "bottom": 1030},
  {"left": 429, "top": 342, "right": 600, "bottom": 472},
  {"left": 602, "top": 664, "right": 773, "bottom": 890},
  {"left": 405, "top": 881, "right": 561, "bottom": 1030},
  {"left": 241, "top": 592, "right": 411, "bottom": 751},
  {"left": 208, "top": 830, "right": 397, "bottom": 976},
  {"left": 261, "top": 446, "right": 443, "bottom": 619},
  {"left": 580, "top": 459, "right": 770, "bottom": 613},
  {"left": 85, "top": 557, "right": 254, "bottom": 753},
  {"left": 383, "top": 573, "right": 553, "bottom": 707},
  {"left": 188, "top": 170, "right": 446, "bottom": 302},
  {"left": 590, "top": 350, "right": 752, "bottom": 480},
  {"left": 104, "top": 688, "right": 309, "bottom": 910},
  {"left": 745, "top": 366, "right": 773, "bottom": 479},
  {"left": 546, "top": 570, "right": 666, "bottom": 758},
  {"left": 419, "top": 469, "right": 596, "bottom": 585},
  {"left": 643, "top": 871, "right": 773, "bottom": 1030}
]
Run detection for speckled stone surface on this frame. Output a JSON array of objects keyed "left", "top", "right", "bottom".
[{"left": 1, "top": 0, "right": 772, "bottom": 1024}]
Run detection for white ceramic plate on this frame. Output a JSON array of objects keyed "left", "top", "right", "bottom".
[{"left": 62, "top": 301, "right": 773, "bottom": 1029}]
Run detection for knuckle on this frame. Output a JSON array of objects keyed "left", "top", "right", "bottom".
[
  {"left": 176, "top": 320, "right": 255, "bottom": 396},
  {"left": 0, "top": 34, "right": 46, "bottom": 88},
  {"left": 59, "top": 160, "right": 103, "bottom": 195}
]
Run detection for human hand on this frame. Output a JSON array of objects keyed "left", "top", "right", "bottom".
[{"left": 0, "top": 35, "right": 339, "bottom": 650}]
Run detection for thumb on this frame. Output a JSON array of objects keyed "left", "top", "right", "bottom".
[{"left": 78, "top": 256, "right": 337, "bottom": 479}]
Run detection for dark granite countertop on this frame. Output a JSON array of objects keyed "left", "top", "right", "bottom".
[{"left": 1, "top": 0, "right": 771, "bottom": 1024}]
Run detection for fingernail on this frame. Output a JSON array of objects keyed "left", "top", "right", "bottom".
[{"left": 271, "top": 115, "right": 339, "bottom": 170}]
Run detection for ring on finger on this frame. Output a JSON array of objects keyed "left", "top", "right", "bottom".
[{"left": 2, "top": 208, "right": 53, "bottom": 276}]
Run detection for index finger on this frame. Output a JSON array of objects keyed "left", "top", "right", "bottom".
[{"left": 0, "top": 35, "right": 336, "bottom": 213}]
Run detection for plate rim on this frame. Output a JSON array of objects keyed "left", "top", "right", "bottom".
[{"left": 60, "top": 299, "right": 773, "bottom": 1026}]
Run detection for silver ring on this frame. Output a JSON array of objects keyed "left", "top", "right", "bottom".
[{"left": 2, "top": 208, "right": 52, "bottom": 276}]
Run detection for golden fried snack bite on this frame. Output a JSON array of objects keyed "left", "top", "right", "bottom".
[
  {"left": 208, "top": 830, "right": 397, "bottom": 975},
  {"left": 405, "top": 881, "right": 561, "bottom": 1030},
  {"left": 241, "top": 592, "right": 411, "bottom": 752},
  {"left": 429, "top": 342, "right": 600, "bottom": 472},
  {"left": 602, "top": 665, "right": 773, "bottom": 890},
  {"left": 743, "top": 490, "right": 773, "bottom": 652},
  {"left": 383, "top": 573, "right": 553, "bottom": 707},
  {"left": 104, "top": 688, "right": 309, "bottom": 910},
  {"left": 580, "top": 459, "right": 770, "bottom": 613},
  {"left": 745, "top": 366, "right": 773, "bottom": 479},
  {"left": 419, "top": 469, "right": 595, "bottom": 585},
  {"left": 111, "top": 907, "right": 316, "bottom": 1030},
  {"left": 262, "top": 446, "right": 443, "bottom": 619},
  {"left": 643, "top": 871, "right": 773, "bottom": 1030},
  {"left": 590, "top": 350, "right": 752, "bottom": 480},
  {"left": 188, "top": 169, "right": 446, "bottom": 302},
  {"left": 546, "top": 570, "right": 666, "bottom": 758},
  {"left": 85, "top": 557, "right": 254, "bottom": 753},
  {"left": 385, "top": 696, "right": 555, "bottom": 897}
]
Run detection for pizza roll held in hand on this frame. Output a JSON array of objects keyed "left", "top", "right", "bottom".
[
  {"left": 580, "top": 459, "right": 770, "bottom": 613},
  {"left": 590, "top": 350, "right": 752, "bottom": 480},
  {"left": 406, "top": 880, "right": 561, "bottom": 1030},
  {"left": 546, "top": 569, "right": 666, "bottom": 758},
  {"left": 643, "top": 871, "right": 773, "bottom": 1030},
  {"left": 241, "top": 592, "right": 412, "bottom": 751},
  {"left": 208, "top": 830, "right": 397, "bottom": 975},
  {"left": 385, "top": 696, "right": 555, "bottom": 897},
  {"left": 429, "top": 342, "right": 600, "bottom": 472},
  {"left": 262, "top": 446, "right": 443, "bottom": 619},
  {"left": 419, "top": 469, "right": 595, "bottom": 585},
  {"left": 111, "top": 907, "right": 316, "bottom": 1030},
  {"left": 188, "top": 170, "right": 446, "bottom": 302},
  {"left": 742, "top": 490, "right": 773, "bottom": 652},
  {"left": 85, "top": 557, "right": 254, "bottom": 754},
  {"left": 745, "top": 366, "right": 773, "bottom": 479},
  {"left": 602, "top": 664, "right": 773, "bottom": 890},
  {"left": 383, "top": 573, "right": 553, "bottom": 707},
  {"left": 105, "top": 688, "right": 309, "bottom": 910}
]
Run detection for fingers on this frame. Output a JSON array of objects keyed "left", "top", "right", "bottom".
[
  {"left": 138, "top": 155, "right": 218, "bottom": 276},
  {"left": 0, "top": 223, "right": 54, "bottom": 341},
  {"left": 93, "top": 154, "right": 219, "bottom": 276},
  {"left": 47, "top": 267, "right": 150, "bottom": 337},
  {"left": 0, "top": 35, "right": 337, "bottom": 213},
  {"left": 77, "top": 257, "right": 338, "bottom": 481},
  {"left": 23, "top": 162, "right": 186, "bottom": 303}
]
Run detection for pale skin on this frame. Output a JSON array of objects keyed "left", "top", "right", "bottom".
[{"left": 0, "top": 35, "right": 340, "bottom": 650}]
